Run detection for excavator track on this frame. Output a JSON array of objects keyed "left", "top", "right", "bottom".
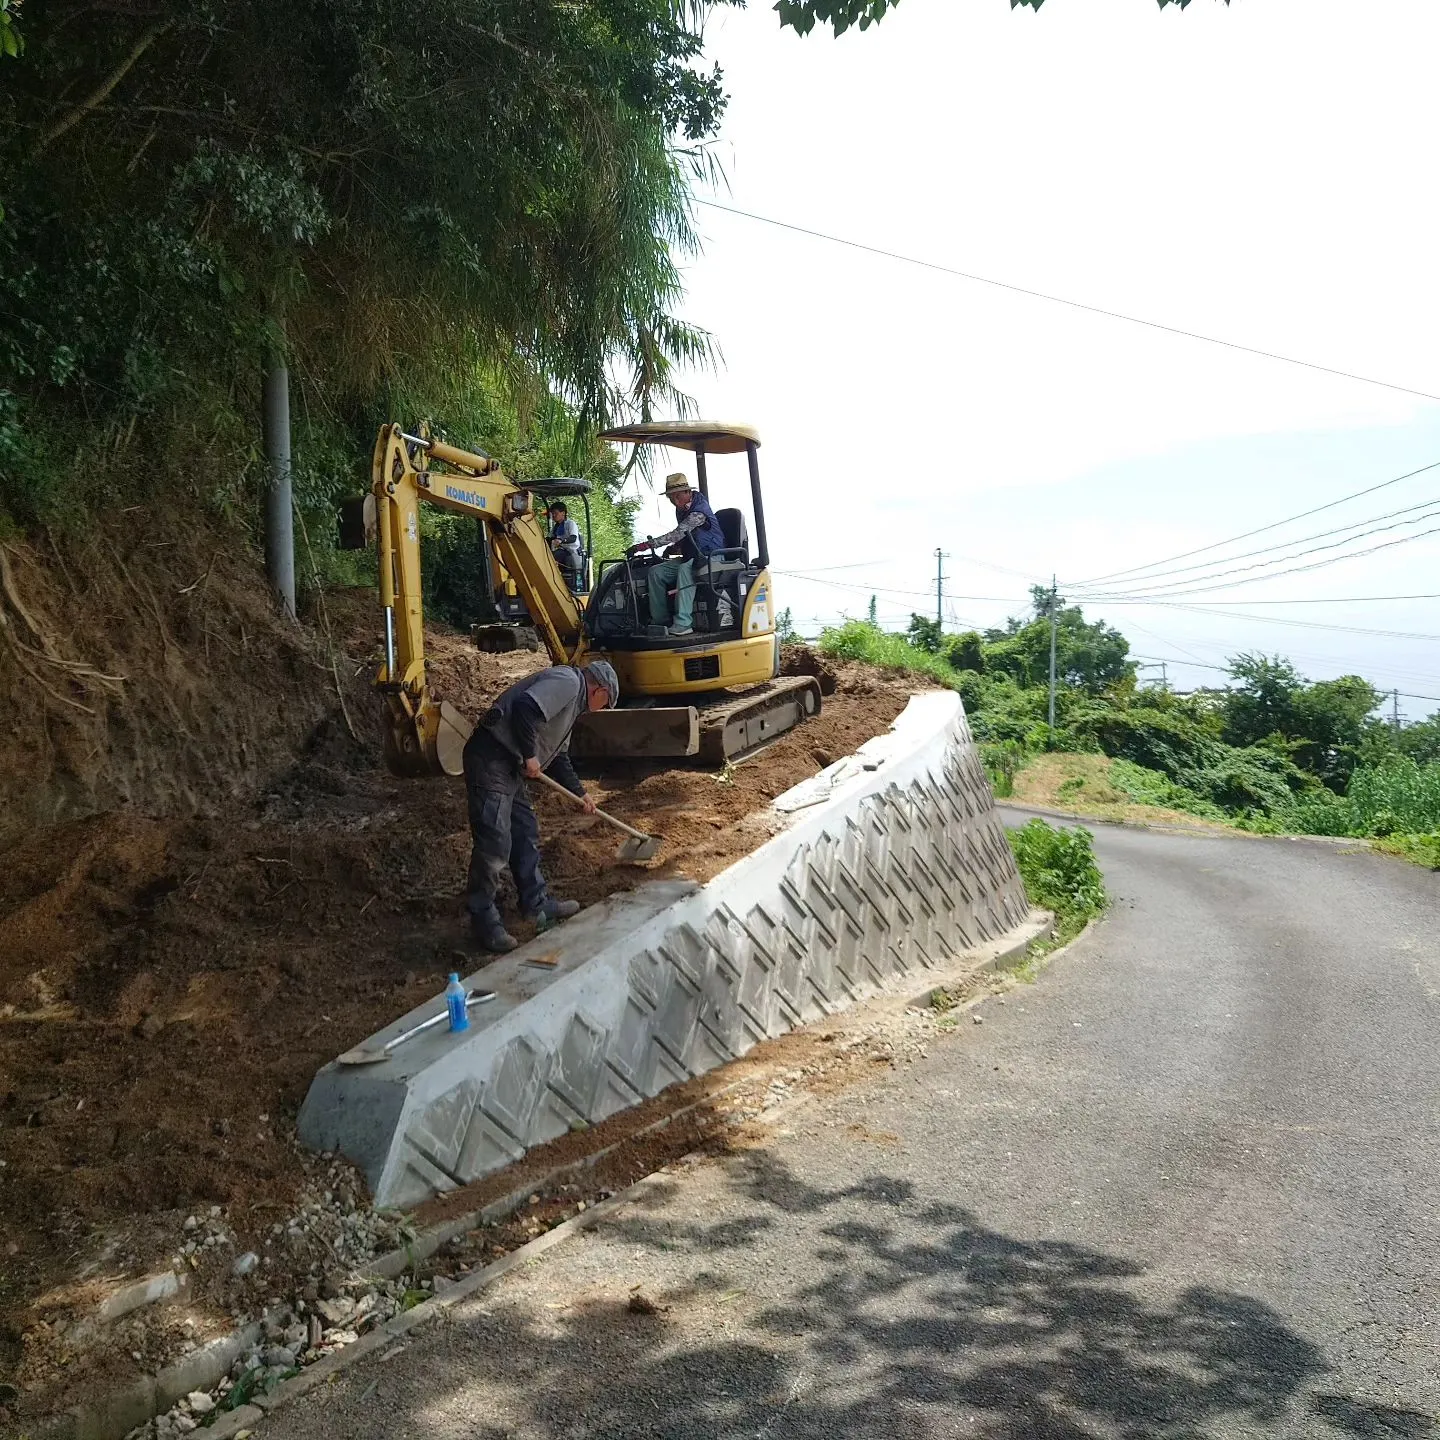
[
  {"left": 696, "top": 676, "right": 822, "bottom": 764},
  {"left": 570, "top": 676, "right": 822, "bottom": 765}
]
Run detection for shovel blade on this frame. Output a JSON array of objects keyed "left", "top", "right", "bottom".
[{"left": 616, "top": 834, "right": 661, "bottom": 863}]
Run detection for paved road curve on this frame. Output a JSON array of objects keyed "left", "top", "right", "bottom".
[{"left": 267, "top": 817, "right": 1440, "bottom": 1439}]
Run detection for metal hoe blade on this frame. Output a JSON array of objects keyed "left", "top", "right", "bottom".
[{"left": 616, "top": 833, "right": 661, "bottom": 863}]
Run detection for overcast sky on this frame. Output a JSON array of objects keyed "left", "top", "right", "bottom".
[{"left": 621, "top": 0, "right": 1440, "bottom": 715}]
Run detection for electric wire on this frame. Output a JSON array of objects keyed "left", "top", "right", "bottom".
[
  {"left": 1072, "top": 494, "right": 1440, "bottom": 595},
  {"left": 696, "top": 199, "right": 1440, "bottom": 406},
  {"left": 1067, "top": 459, "right": 1440, "bottom": 587}
]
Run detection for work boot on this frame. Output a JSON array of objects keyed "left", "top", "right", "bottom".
[
  {"left": 668, "top": 624, "right": 693, "bottom": 637},
  {"left": 470, "top": 914, "right": 518, "bottom": 954},
  {"left": 525, "top": 897, "right": 581, "bottom": 932}
]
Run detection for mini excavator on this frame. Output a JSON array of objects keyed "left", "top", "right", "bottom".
[{"left": 346, "top": 422, "right": 821, "bottom": 776}]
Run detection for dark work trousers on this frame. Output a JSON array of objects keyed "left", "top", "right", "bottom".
[{"left": 463, "top": 732, "right": 548, "bottom": 925}]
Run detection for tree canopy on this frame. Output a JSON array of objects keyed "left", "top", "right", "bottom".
[
  {"left": 776, "top": 0, "right": 1227, "bottom": 39},
  {"left": 0, "top": 0, "right": 732, "bottom": 524}
]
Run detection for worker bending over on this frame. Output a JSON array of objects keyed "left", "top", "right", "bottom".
[
  {"left": 463, "top": 660, "right": 619, "bottom": 953},
  {"left": 626, "top": 472, "right": 725, "bottom": 637}
]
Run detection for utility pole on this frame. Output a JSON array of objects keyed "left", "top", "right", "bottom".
[
  {"left": 262, "top": 340, "right": 296, "bottom": 620},
  {"left": 1393, "top": 688, "right": 1402, "bottom": 733},
  {"left": 934, "top": 549, "right": 947, "bottom": 628},
  {"left": 1047, "top": 574, "right": 1059, "bottom": 748}
]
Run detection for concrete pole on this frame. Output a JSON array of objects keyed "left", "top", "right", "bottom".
[
  {"left": 934, "top": 549, "right": 945, "bottom": 628},
  {"left": 262, "top": 356, "right": 295, "bottom": 619},
  {"left": 1047, "top": 576, "right": 1058, "bottom": 747}
]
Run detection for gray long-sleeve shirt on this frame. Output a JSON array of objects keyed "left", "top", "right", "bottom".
[{"left": 477, "top": 666, "right": 588, "bottom": 794}]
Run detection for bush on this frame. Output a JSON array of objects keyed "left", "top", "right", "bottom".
[
  {"left": 817, "top": 621, "right": 962, "bottom": 689},
  {"left": 1284, "top": 758, "right": 1440, "bottom": 838},
  {"left": 1107, "top": 759, "right": 1226, "bottom": 821},
  {"left": 1007, "top": 819, "right": 1106, "bottom": 943},
  {"left": 981, "top": 740, "right": 1025, "bottom": 798}
]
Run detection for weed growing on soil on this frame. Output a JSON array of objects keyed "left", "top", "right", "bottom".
[{"left": 1007, "top": 819, "right": 1107, "bottom": 949}]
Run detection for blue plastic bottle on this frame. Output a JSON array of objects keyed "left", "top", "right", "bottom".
[{"left": 445, "top": 973, "right": 470, "bottom": 1033}]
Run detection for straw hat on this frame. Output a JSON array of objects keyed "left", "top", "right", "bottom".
[{"left": 663, "top": 472, "right": 693, "bottom": 497}]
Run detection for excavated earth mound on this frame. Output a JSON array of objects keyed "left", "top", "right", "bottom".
[{"left": 0, "top": 599, "right": 923, "bottom": 1419}]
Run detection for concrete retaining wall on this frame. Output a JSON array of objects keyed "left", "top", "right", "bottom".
[{"left": 298, "top": 691, "right": 1029, "bottom": 1208}]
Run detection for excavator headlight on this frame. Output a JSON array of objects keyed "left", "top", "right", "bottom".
[{"left": 504, "top": 491, "right": 532, "bottom": 520}]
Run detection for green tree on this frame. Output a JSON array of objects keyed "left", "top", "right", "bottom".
[
  {"left": 942, "top": 629, "right": 985, "bottom": 673},
  {"left": 983, "top": 601, "right": 1132, "bottom": 693},
  {"left": 867, "top": 594, "right": 878, "bottom": 625},
  {"left": 1220, "top": 654, "right": 1304, "bottom": 750},
  {"left": 0, "top": 0, "right": 725, "bottom": 523},
  {"left": 1398, "top": 712, "right": 1440, "bottom": 766},
  {"left": 776, "top": 0, "right": 1226, "bottom": 39},
  {"left": 907, "top": 612, "right": 943, "bottom": 653}
]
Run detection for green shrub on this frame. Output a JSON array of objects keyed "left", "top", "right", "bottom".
[
  {"left": 1107, "top": 759, "right": 1227, "bottom": 820},
  {"left": 1007, "top": 819, "right": 1107, "bottom": 943},
  {"left": 1284, "top": 758, "right": 1440, "bottom": 838},
  {"left": 817, "top": 621, "right": 963, "bottom": 690},
  {"left": 982, "top": 740, "right": 1026, "bottom": 798}
]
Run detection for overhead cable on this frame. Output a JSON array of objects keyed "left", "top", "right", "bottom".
[
  {"left": 697, "top": 199, "right": 1440, "bottom": 406},
  {"left": 1067, "top": 458, "right": 1440, "bottom": 587}
]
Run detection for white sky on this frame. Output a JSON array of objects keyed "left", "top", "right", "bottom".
[{"left": 621, "top": 0, "right": 1440, "bottom": 716}]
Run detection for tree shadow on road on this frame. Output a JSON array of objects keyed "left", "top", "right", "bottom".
[{"left": 303, "top": 1149, "right": 1436, "bottom": 1439}]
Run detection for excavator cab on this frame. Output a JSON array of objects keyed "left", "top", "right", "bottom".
[{"left": 575, "top": 423, "right": 820, "bottom": 762}]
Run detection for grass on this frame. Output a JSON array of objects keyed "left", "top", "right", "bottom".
[
  {"left": 1009, "top": 753, "right": 1232, "bottom": 831},
  {"left": 817, "top": 621, "right": 962, "bottom": 690}
]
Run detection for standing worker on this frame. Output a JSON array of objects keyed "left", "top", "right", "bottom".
[
  {"left": 463, "top": 660, "right": 620, "bottom": 953},
  {"left": 547, "top": 500, "right": 584, "bottom": 593},
  {"left": 626, "top": 472, "right": 725, "bottom": 637}
]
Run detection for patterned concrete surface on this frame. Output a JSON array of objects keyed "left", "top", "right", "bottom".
[{"left": 299, "top": 692, "right": 1027, "bottom": 1207}]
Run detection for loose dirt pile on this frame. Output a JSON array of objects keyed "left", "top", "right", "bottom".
[{"left": 0, "top": 605, "right": 925, "bottom": 1422}]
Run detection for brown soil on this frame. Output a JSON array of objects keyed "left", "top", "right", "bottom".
[{"left": 0, "top": 580, "right": 923, "bottom": 1418}]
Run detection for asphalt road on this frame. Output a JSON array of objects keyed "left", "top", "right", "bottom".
[{"left": 266, "top": 815, "right": 1440, "bottom": 1439}]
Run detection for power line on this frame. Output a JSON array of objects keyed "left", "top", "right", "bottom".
[
  {"left": 1127, "top": 653, "right": 1440, "bottom": 705},
  {"left": 1100, "top": 521, "right": 1440, "bottom": 598},
  {"left": 696, "top": 198, "right": 1440, "bottom": 406},
  {"left": 1068, "top": 458, "right": 1440, "bottom": 587},
  {"left": 1086, "top": 510, "right": 1440, "bottom": 599},
  {"left": 1141, "top": 601, "right": 1440, "bottom": 643},
  {"left": 1075, "top": 493, "right": 1440, "bottom": 595},
  {"left": 1099, "top": 592, "right": 1440, "bottom": 606}
]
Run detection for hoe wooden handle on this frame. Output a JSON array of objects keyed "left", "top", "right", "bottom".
[{"left": 532, "top": 770, "right": 652, "bottom": 842}]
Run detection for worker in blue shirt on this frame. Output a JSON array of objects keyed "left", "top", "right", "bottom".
[
  {"left": 625, "top": 472, "right": 725, "bottom": 637},
  {"left": 547, "top": 501, "right": 584, "bottom": 593}
]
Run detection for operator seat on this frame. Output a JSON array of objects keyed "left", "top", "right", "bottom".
[{"left": 691, "top": 508, "right": 751, "bottom": 631}]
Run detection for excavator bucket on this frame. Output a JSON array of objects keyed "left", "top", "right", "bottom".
[{"left": 383, "top": 697, "right": 472, "bottom": 778}]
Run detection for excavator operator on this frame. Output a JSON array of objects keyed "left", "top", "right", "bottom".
[
  {"left": 625, "top": 472, "right": 726, "bottom": 638},
  {"left": 463, "top": 660, "right": 620, "bottom": 954}
]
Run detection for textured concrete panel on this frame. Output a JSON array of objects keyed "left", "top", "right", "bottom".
[{"left": 298, "top": 692, "right": 1030, "bottom": 1208}]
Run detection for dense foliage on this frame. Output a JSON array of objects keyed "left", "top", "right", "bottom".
[
  {"left": 0, "top": 0, "right": 729, "bottom": 539},
  {"left": 1007, "top": 818, "right": 1107, "bottom": 945},
  {"left": 777, "top": 0, "right": 1227, "bottom": 39},
  {"left": 819, "top": 594, "right": 1440, "bottom": 861}
]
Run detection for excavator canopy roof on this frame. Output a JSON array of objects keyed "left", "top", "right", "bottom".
[
  {"left": 598, "top": 421, "right": 760, "bottom": 454},
  {"left": 528, "top": 478, "right": 592, "bottom": 499}
]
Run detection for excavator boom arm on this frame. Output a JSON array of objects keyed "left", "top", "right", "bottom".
[{"left": 371, "top": 424, "right": 587, "bottom": 774}]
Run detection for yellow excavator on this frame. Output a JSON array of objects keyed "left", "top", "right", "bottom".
[{"left": 348, "top": 421, "right": 821, "bottom": 775}]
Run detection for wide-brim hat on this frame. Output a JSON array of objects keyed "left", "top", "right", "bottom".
[{"left": 663, "top": 472, "right": 693, "bottom": 497}]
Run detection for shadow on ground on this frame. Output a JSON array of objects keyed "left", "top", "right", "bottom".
[{"left": 311, "top": 1151, "right": 1437, "bottom": 1440}]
